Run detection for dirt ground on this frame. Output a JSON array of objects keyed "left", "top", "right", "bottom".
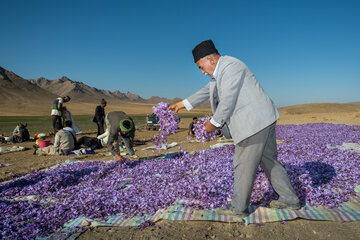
[{"left": 1, "top": 114, "right": 360, "bottom": 240}]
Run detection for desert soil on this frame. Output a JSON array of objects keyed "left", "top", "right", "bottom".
[{"left": 1, "top": 113, "right": 360, "bottom": 240}]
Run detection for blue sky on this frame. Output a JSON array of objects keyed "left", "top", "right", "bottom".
[{"left": 1, "top": 0, "right": 359, "bottom": 107}]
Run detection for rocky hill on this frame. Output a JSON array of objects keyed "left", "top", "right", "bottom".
[
  {"left": 1, "top": 66, "right": 195, "bottom": 115},
  {"left": 0, "top": 67, "right": 57, "bottom": 115},
  {"left": 29, "top": 75, "right": 186, "bottom": 105},
  {"left": 29, "top": 76, "right": 146, "bottom": 103},
  {"left": 1, "top": 65, "right": 185, "bottom": 103}
]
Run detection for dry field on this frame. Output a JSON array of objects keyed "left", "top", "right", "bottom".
[{"left": 1, "top": 102, "right": 360, "bottom": 240}]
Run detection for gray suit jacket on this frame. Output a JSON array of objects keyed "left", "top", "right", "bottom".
[{"left": 186, "top": 55, "right": 279, "bottom": 144}]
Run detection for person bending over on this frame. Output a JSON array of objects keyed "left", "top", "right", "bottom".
[
  {"left": 51, "top": 96, "right": 71, "bottom": 134},
  {"left": 105, "top": 111, "right": 136, "bottom": 161}
]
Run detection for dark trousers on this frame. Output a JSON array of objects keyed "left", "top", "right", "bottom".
[
  {"left": 78, "top": 136, "right": 102, "bottom": 150},
  {"left": 96, "top": 120, "right": 105, "bottom": 136},
  {"left": 52, "top": 115, "right": 62, "bottom": 134}
]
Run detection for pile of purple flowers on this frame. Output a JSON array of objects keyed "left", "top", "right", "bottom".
[
  {"left": 0, "top": 123, "right": 359, "bottom": 239},
  {"left": 193, "top": 116, "right": 218, "bottom": 142},
  {"left": 272, "top": 123, "right": 360, "bottom": 208},
  {"left": 152, "top": 102, "right": 180, "bottom": 148}
]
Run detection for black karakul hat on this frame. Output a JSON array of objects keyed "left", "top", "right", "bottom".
[{"left": 192, "top": 40, "right": 219, "bottom": 62}]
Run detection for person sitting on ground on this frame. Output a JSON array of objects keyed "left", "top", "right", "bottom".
[
  {"left": 78, "top": 136, "right": 102, "bottom": 150},
  {"left": 188, "top": 117, "right": 198, "bottom": 136},
  {"left": 35, "top": 123, "right": 74, "bottom": 155},
  {"left": 63, "top": 120, "right": 76, "bottom": 138},
  {"left": 77, "top": 128, "right": 110, "bottom": 150},
  {"left": 105, "top": 111, "right": 136, "bottom": 162},
  {"left": 63, "top": 120, "right": 80, "bottom": 149},
  {"left": 51, "top": 96, "right": 71, "bottom": 134},
  {"left": 9, "top": 123, "right": 30, "bottom": 143}
]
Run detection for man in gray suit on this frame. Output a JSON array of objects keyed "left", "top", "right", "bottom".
[{"left": 169, "top": 40, "right": 300, "bottom": 218}]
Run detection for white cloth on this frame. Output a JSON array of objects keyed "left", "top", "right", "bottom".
[
  {"left": 64, "top": 110, "right": 82, "bottom": 134},
  {"left": 141, "top": 142, "right": 178, "bottom": 150},
  {"left": 97, "top": 129, "right": 109, "bottom": 146},
  {"left": 12, "top": 126, "right": 20, "bottom": 136}
]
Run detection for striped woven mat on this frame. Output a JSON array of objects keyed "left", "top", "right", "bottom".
[
  {"left": 56, "top": 185, "right": 360, "bottom": 239},
  {"left": 327, "top": 142, "right": 360, "bottom": 152},
  {"left": 156, "top": 196, "right": 360, "bottom": 224}
]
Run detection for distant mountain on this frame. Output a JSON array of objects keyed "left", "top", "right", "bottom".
[
  {"left": 0, "top": 66, "right": 57, "bottom": 115},
  {"left": 0, "top": 66, "right": 200, "bottom": 115},
  {"left": 28, "top": 76, "right": 188, "bottom": 105},
  {"left": 0, "top": 66, "right": 211, "bottom": 116},
  {"left": 29, "top": 76, "right": 146, "bottom": 103},
  {"left": 146, "top": 96, "right": 182, "bottom": 104}
]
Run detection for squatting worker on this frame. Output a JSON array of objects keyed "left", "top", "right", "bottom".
[
  {"left": 105, "top": 111, "right": 136, "bottom": 162},
  {"left": 168, "top": 40, "right": 300, "bottom": 218},
  {"left": 51, "top": 96, "right": 71, "bottom": 134}
]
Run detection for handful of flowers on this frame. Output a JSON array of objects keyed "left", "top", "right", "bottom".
[
  {"left": 193, "top": 116, "right": 218, "bottom": 142},
  {"left": 152, "top": 102, "right": 181, "bottom": 148}
]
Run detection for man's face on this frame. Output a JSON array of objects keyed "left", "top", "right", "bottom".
[{"left": 196, "top": 56, "right": 216, "bottom": 78}]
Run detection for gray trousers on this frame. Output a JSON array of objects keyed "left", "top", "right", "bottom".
[{"left": 231, "top": 122, "right": 299, "bottom": 212}]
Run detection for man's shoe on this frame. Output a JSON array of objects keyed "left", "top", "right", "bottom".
[
  {"left": 269, "top": 200, "right": 301, "bottom": 210},
  {"left": 214, "top": 205, "right": 248, "bottom": 219}
]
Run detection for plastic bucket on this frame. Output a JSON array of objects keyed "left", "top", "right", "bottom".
[{"left": 39, "top": 140, "right": 51, "bottom": 148}]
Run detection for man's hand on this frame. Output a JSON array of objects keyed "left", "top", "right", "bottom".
[
  {"left": 115, "top": 154, "right": 123, "bottom": 162},
  {"left": 167, "top": 101, "right": 185, "bottom": 113},
  {"left": 204, "top": 121, "right": 217, "bottom": 133}
]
